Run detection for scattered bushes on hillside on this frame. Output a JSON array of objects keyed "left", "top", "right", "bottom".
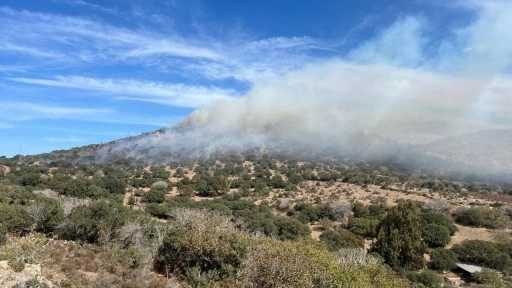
[
  {"left": 451, "top": 240, "right": 512, "bottom": 272},
  {"left": 454, "top": 206, "right": 508, "bottom": 229}
]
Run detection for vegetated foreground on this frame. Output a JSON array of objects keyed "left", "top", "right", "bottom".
[{"left": 1, "top": 151, "right": 512, "bottom": 287}]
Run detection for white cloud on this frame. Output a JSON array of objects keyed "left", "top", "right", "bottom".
[
  {"left": 0, "top": 7, "right": 324, "bottom": 83},
  {"left": 9, "top": 76, "right": 238, "bottom": 108}
]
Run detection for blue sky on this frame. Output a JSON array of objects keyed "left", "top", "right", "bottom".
[{"left": 0, "top": 0, "right": 511, "bottom": 157}]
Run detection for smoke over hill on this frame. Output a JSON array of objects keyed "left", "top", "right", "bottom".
[{"left": 28, "top": 1, "right": 512, "bottom": 181}]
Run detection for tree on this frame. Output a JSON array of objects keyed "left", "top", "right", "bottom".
[{"left": 372, "top": 201, "right": 427, "bottom": 270}]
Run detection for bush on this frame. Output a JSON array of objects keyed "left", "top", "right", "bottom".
[
  {"left": 454, "top": 207, "right": 508, "bottom": 229},
  {"left": 404, "top": 270, "right": 443, "bottom": 288},
  {"left": 154, "top": 209, "right": 252, "bottom": 282},
  {"left": 60, "top": 200, "right": 127, "bottom": 244},
  {"left": 420, "top": 211, "right": 458, "bottom": 235},
  {"left": 239, "top": 239, "right": 407, "bottom": 288},
  {"left": 0, "top": 203, "right": 33, "bottom": 235},
  {"left": 144, "top": 186, "right": 166, "bottom": 203},
  {"left": 346, "top": 217, "right": 379, "bottom": 238},
  {"left": 422, "top": 224, "right": 451, "bottom": 248},
  {"left": 429, "top": 248, "right": 458, "bottom": 272},
  {"left": 353, "top": 201, "right": 369, "bottom": 218},
  {"left": 472, "top": 268, "right": 502, "bottom": 286},
  {"left": 451, "top": 240, "right": 512, "bottom": 271},
  {"left": 274, "top": 216, "right": 311, "bottom": 241},
  {"left": 26, "top": 198, "right": 63, "bottom": 234},
  {"left": 320, "top": 228, "right": 364, "bottom": 251}
]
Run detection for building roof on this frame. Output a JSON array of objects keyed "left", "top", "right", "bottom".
[{"left": 456, "top": 263, "right": 483, "bottom": 274}]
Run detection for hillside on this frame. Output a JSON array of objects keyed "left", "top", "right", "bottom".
[{"left": 418, "top": 129, "right": 512, "bottom": 175}]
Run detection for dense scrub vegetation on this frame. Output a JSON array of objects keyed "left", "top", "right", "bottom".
[{"left": 1, "top": 152, "right": 512, "bottom": 287}]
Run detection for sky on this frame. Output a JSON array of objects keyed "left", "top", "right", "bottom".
[{"left": 1, "top": 0, "right": 511, "bottom": 157}]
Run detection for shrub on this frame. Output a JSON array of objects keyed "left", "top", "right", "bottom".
[
  {"left": 0, "top": 225, "right": 6, "bottom": 245},
  {"left": 26, "top": 198, "right": 64, "bottom": 234},
  {"left": 454, "top": 207, "right": 508, "bottom": 229},
  {"left": 144, "top": 186, "right": 166, "bottom": 203},
  {"left": 154, "top": 209, "right": 252, "bottom": 282},
  {"left": 239, "top": 239, "right": 406, "bottom": 288},
  {"left": 274, "top": 216, "right": 311, "bottom": 241},
  {"left": 60, "top": 200, "right": 127, "bottom": 244},
  {"left": 372, "top": 201, "right": 427, "bottom": 270},
  {"left": 404, "top": 270, "right": 443, "bottom": 288},
  {"left": 353, "top": 201, "right": 369, "bottom": 218},
  {"left": 320, "top": 228, "right": 364, "bottom": 251},
  {"left": 472, "top": 268, "right": 502, "bottom": 286},
  {"left": 451, "top": 240, "right": 512, "bottom": 271},
  {"left": 346, "top": 217, "right": 379, "bottom": 238},
  {"left": 429, "top": 248, "right": 458, "bottom": 272},
  {"left": 422, "top": 224, "right": 451, "bottom": 248},
  {"left": 420, "top": 211, "right": 458, "bottom": 235},
  {"left": 0, "top": 203, "right": 33, "bottom": 235}
]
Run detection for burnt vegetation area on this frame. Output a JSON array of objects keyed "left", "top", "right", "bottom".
[{"left": 1, "top": 151, "right": 512, "bottom": 287}]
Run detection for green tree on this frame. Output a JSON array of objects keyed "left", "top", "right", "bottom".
[{"left": 372, "top": 201, "right": 427, "bottom": 270}]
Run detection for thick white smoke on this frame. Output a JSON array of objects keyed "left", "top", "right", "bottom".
[{"left": 107, "top": 1, "right": 512, "bottom": 176}]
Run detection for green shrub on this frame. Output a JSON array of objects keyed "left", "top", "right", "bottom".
[
  {"left": 451, "top": 240, "right": 512, "bottom": 271},
  {"left": 320, "top": 228, "right": 364, "bottom": 251},
  {"left": 353, "top": 201, "right": 369, "bottom": 218},
  {"left": 239, "top": 239, "right": 407, "bottom": 288},
  {"left": 26, "top": 198, "right": 63, "bottom": 234},
  {"left": 0, "top": 224, "right": 7, "bottom": 245},
  {"left": 422, "top": 224, "right": 451, "bottom": 248},
  {"left": 144, "top": 186, "right": 166, "bottom": 203},
  {"left": 0, "top": 203, "right": 33, "bottom": 235},
  {"left": 154, "top": 209, "right": 252, "bottom": 282},
  {"left": 60, "top": 200, "right": 127, "bottom": 244},
  {"left": 429, "top": 248, "right": 458, "bottom": 272},
  {"left": 346, "top": 217, "right": 379, "bottom": 238},
  {"left": 420, "top": 211, "right": 458, "bottom": 235},
  {"left": 274, "top": 216, "right": 311, "bottom": 241},
  {"left": 404, "top": 270, "right": 443, "bottom": 288},
  {"left": 472, "top": 268, "right": 502, "bottom": 286},
  {"left": 454, "top": 207, "right": 508, "bottom": 229}
]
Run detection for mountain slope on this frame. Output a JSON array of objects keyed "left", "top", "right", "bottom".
[{"left": 417, "top": 129, "right": 512, "bottom": 174}]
